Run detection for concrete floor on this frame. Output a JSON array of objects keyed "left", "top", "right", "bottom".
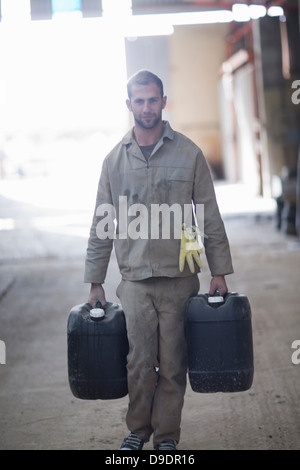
[{"left": 0, "top": 180, "right": 300, "bottom": 450}]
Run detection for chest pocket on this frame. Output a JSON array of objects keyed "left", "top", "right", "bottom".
[{"left": 167, "top": 167, "right": 194, "bottom": 204}]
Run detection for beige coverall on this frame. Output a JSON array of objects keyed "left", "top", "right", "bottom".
[{"left": 84, "top": 121, "right": 233, "bottom": 446}]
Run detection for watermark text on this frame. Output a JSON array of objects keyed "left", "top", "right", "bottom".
[
  {"left": 291, "top": 340, "right": 300, "bottom": 365},
  {"left": 291, "top": 80, "right": 300, "bottom": 105},
  {"left": 95, "top": 197, "right": 205, "bottom": 242},
  {"left": 0, "top": 340, "right": 6, "bottom": 365}
]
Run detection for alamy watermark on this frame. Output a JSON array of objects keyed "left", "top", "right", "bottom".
[
  {"left": 291, "top": 340, "right": 300, "bottom": 365},
  {"left": 95, "top": 197, "right": 205, "bottom": 241},
  {"left": 0, "top": 340, "right": 6, "bottom": 365},
  {"left": 291, "top": 80, "right": 300, "bottom": 105}
]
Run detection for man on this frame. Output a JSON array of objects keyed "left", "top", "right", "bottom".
[{"left": 84, "top": 70, "right": 233, "bottom": 450}]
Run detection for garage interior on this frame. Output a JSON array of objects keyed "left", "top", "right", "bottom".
[{"left": 0, "top": 0, "right": 300, "bottom": 451}]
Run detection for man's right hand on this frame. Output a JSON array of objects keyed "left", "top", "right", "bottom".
[{"left": 88, "top": 283, "right": 107, "bottom": 308}]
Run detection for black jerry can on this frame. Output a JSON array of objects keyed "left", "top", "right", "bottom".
[
  {"left": 67, "top": 302, "right": 129, "bottom": 400},
  {"left": 185, "top": 292, "right": 254, "bottom": 393}
]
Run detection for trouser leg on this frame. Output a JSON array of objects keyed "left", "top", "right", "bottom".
[
  {"left": 150, "top": 276, "right": 200, "bottom": 447},
  {"left": 117, "top": 279, "right": 159, "bottom": 441}
]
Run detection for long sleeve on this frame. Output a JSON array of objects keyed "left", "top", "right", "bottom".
[
  {"left": 193, "top": 151, "right": 234, "bottom": 276},
  {"left": 84, "top": 159, "right": 114, "bottom": 284}
]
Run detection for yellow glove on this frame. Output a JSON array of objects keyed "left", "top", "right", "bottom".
[{"left": 179, "top": 224, "right": 203, "bottom": 273}]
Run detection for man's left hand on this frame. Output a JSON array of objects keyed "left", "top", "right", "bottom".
[{"left": 209, "top": 275, "right": 228, "bottom": 296}]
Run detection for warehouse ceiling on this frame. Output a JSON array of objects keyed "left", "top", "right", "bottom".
[
  {"left": 131, "top": 0, "right": 296, "bottom": 14},
  {"left": 1, "top": 0, "right": 297, "bottom": 24}
]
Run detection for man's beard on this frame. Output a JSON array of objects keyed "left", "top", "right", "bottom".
[{"left": 134, "top": 112, "right": 162, "bottom": 130}]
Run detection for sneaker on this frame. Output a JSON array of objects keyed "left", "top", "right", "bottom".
[
  {"left": 119, "top": 432, "right": 145, "bottom": 450},
  {"left": 156, "top": 440, "right": 177, "bottom": 450}
]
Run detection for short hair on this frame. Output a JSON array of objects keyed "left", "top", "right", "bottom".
[{"left": 127, "top": 70, "right": 164, "bottom": 99}]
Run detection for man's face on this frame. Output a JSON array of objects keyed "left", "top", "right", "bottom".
[{"left": 126, "top": 83, "right": 167, "bottom": 130}]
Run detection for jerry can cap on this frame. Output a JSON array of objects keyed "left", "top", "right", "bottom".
[
  {"left": 90, "top": 308, "right": 105, "bottom": 319},
  {"left": 208, "top": 290, "right": 224, "bottom": 304}
]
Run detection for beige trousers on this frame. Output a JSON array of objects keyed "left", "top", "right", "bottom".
[{"left": 116, "top": 275, "right": 200, "bottom": 447}]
